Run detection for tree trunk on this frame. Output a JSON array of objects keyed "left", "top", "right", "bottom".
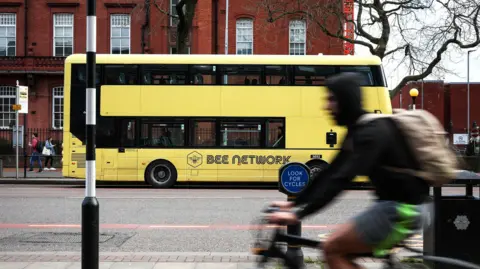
[{"left": 175, "top": 0, "right": 197, "bottom": 54}]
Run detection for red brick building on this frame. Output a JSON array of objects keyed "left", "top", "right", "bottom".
[
  {"left": 392, "top": 80, "right": 480, "bottom": 138},
  {"left": 0, "top": 0, "right": 344, "bottom": 154}
]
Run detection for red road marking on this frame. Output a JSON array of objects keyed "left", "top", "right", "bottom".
[{"left": 0, "top": 223, "right": 337, "bottom": 230}]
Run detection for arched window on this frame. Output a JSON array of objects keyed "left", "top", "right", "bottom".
[
  {"left": 289, "top": 20, "right": 306, "bottom": 55},
  {"left": 236, "top": 18, "right": 253, "bottom": 55}
]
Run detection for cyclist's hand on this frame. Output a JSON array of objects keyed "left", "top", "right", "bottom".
[
  {"left": 268, "top": 211, "right": 298, "bottom": 225},
  {"left": 270, "top": 201, "right": 293, "bottom": 210}
]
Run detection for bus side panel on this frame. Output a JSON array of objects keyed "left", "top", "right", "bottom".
[
  {"left": 101, "top": 149, "right": 118, "bottom": 181},
  {"left": 378, "top": 87, "right": 393, "bottom": 114},
  {"left": 361, "top": 86, "right": 381, "bottom": 113},
  {"left": 185, "top": 149, "right": 219, "bottom": 182},
  {"left": 213, "top": 150, "right": 265, "bottom": 182},
  {"left": 221, "top": 86, "right": 302, "bottom": 117}
]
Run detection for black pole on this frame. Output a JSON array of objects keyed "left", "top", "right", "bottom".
[
  {"left": 82, "top": 0, "right": 99, "bottom": 269},
  {"left": 279, "top": 162, "right": 310, "bottom": 269},
  {"left": 286, "top": 195, "right": 303, "bottom": 265}
]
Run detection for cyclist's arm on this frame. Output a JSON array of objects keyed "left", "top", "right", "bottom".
[{"left": 293, "top": 120, "right": 388, "bottom": 219}]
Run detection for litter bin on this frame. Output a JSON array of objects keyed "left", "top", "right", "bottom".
[{"left": 423, "top": 170, "right": 480, "bottom": 269}]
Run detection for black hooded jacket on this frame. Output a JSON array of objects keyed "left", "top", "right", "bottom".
[{"left": 292, "top": 72, "right": 430, "bottom": 219}]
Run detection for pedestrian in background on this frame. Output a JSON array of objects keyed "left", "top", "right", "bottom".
[
  {"left": 43, "top": 136, "right": 56, "bottom": 170},
  {"left": 28, "top": 133, "right": 43, "bottom": 172}
]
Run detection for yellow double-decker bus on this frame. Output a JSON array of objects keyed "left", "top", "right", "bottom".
[{"left": 62, "top": 54, "right": 391, "bottom": 188}]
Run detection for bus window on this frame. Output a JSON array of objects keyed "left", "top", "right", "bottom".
[
  {"left": 71, "top": 64, "right": 101, "bottom": 85},
  {"left": 265, "top": 65, "right": 287, "bottom": 85},
  {"left": 339, "top": 66, "right": 374, "bottom": 86},
  {"left": 104, "top": 65, "right": 138, "bottom": 85},
  {"left": 142, "top": 64, "right": 188, "bottom": 85},
  {"left": 220, "top": 65, "right": 262, "bottom": 85},
  {"left": 220, "top": 121, "right": 261, "bottom": 147},
  {"left": 293, "top": 65, "right": 336, "bottom": 85},
  {"left": 266, "top": 120, "right": 285, "bottom": 148},
  {"left": 191, "top": 120, "right": 216, "bottom": 146},
  {"left": 96, "top": 117, "right": 117, "bottom": 148},
  {"left": 141, "top": 120, "right": 185, "bottom": 147},
  {"left": 190, "top": 65, "right": 217, "bottom": 85}
]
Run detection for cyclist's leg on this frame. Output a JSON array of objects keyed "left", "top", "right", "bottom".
[
  {"left": 323, "top": 200, "right": 422, "bottom": 269},
  {"left": 323, "top": 222, "right": 371, "bottom": 269}
]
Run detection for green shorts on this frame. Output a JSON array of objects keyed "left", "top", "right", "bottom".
[{"left": 353, "top": 200, "right": 424, "bottom": 257}]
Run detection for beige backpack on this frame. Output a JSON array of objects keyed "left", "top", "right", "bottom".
[{"left": 357, "top": 108, "right": 459, "bottom": 187}]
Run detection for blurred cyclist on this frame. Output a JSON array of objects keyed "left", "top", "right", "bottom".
[{"left": 267, "top": 72, "right": 429, "bottom": 269}]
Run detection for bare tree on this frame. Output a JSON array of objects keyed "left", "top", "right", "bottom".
[
  {"left": 113, "top": 0, "right": 197, "bottom": 54},
  {"left": 255, "top": 0, "right": 480, "bottom": 97},
  {"left": 153, "top": 0, "right": 198, "bottom": 54}
]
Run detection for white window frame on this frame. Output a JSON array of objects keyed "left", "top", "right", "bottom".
[
  {"left": 110, "top": 14, "right": 131, "bottom": 54},
  {"left": 289, "top": 20, "right": 306, "bottom": 55},
  {"left": 0, "top": 13, "right": 16, "bottom": 57},
  {"left": 235, "top": 18, "right": 253, "bottom": 55},
  {"left": 0, "top": 86, "right": 16, "bottom": 129},
  {"left": 53, "top": 13, "right": 74, "bottom": 57},
  {"left": 52, "top": 86, "right": 64, "bottom": 130}
]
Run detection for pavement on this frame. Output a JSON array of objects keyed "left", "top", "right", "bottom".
[
  {"left": 0, "top": 261, "right": 388, "bottom": 269},
  {"left": 0, "top": 251, "right": 407, "bottom": 269}
]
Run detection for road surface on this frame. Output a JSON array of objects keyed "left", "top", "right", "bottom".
[{"left": 2, "top": 184, "right": 468, "bottom": 253}]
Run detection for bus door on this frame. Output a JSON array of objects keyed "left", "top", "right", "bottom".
[
  {"left": 117, "top": 119, "right": 138, "bottom": 181},
  {"left": 187, "top": 119, "right": 218, "bottom": 182}
]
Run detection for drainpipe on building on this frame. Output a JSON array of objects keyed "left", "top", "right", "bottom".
[
  {"left": 23, "top": 0, "right": 29, "bottom": 178},
  {"left": 223, "top": 0, "right": 229, "bottom": 83},
  {"left": 24, "top": 0, "right": 28, "bottom": 56},
  {"left": 213, "top": 0, "right": 218, "bottom": 54}
]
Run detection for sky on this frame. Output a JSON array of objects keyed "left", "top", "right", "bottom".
[
  {"left": 355, "top": 45, "right": 480, "bottom": 90},
  {"left": 350, "top": 1, "right": 480, "bottom": 91}
]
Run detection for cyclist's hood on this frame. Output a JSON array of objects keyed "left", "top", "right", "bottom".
[{"left": 325, "top": 72, "right": 366, "bottom": 127}]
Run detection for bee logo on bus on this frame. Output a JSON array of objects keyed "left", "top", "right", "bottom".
[{"left": 187, "top": 151, "right": 203, "bottom": 168}]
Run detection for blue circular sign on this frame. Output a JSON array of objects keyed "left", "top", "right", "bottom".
[{"left": 280, "top": 163, "right": 310, "bottom": 194}]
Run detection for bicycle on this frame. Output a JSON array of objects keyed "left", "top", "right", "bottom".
[{"left": 250, "top": 206, "right": 480, "bottom": 269}]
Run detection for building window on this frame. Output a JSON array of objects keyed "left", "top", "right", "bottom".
[
  {"left": 170, "top": 46, "right": 190, "bottom": 54},
  {"left": 170, "top": 0, "right": 179, "bottom": 26},
  {"left": 236, "top": 18, "right": 253, "bottom": 55},
  {"left": 289, "top": 20, "right": 306, "bottom": 55},
  {"left": 0, "top": 86, "right": 16, "bottom": 129},
  {"left": 52, "top": 87, "right": 64, "bottom": 129},
  {"left": 53, "top": 13, "right": 74, "bottom": 57},
  {"left": 110, "top": 14, "right": 130, "bottom": 54},
  {"left": 0, "top": 13, "right": 16, "bottom": 57}
]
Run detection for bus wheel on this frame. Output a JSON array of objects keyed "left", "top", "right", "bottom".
[
  {"left": 306, "top": 160, "right": 328, "bottom": 179},
  {"left": 145, "top": 160, "right": 177, "bottom": 188}
]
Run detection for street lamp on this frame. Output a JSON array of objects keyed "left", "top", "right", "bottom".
[{"left": 409, "top": 88, "right": 419, "bottom": 110}]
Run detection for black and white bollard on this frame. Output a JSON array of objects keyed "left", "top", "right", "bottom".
[{"left": 82, "top": 0, "right": 99, "bottom": 269}]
